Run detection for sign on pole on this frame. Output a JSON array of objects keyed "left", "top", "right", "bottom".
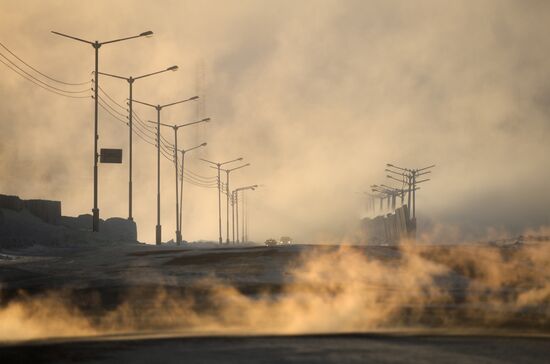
[{"left": 100, "top": 149, "right": 123, "bottom": 164}]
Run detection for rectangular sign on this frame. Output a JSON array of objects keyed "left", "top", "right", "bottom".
[{"left": 100, "top": 148, "right": 123, "bottom": 164}]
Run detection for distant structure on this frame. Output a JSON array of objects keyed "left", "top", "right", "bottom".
[
  {"left": 361, "top": 163, "right": 435, "bottom": 244},
  {"left": 0, "top": 194, "right": 61, "bottom": 225},
  {"left": 0, "top": 194, "right": 137, "bottom": 247}
]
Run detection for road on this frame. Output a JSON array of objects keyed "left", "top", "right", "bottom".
[{"left": 1, "top": 333, "right": 550, "bottom": 364}]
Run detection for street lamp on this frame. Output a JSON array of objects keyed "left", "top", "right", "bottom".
[
  {"left": 233, "top": 185, "right": 257, "bottom": 244},
  {"left": 51, "top": 29, "right": 153, "bottom": 232},
  {"left": 97, "top": 65, "right": 178, "bottom": 221},
  {"left": 152, "top": 117, "right": 210, "bottom": 244},
  {"left": 133, "top": 95, "right": 199, "bottom": 244},
  {"left": 177, "top": 142, "right": 208, "bottom": 243},
  {"left": 212, "top": 163, "right": 250, "bottom": 244},
  {"left": 200, "top": 157, "right": 244, "bottom": 244}
]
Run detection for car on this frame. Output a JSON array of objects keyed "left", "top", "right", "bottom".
[
  {"left": 264, "top": 238, "right": 278, "bottom": 247},
  {"left": 280, "top": 236, "right": 292, "bottom": 245}
]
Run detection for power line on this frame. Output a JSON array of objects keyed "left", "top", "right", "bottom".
[
  {"left": 0, "top": 51, "right": 89, "bottom": 94},
  {"left": 180, "top": 171, "right": 218, "bottom": 186},
  {"left": 0, "top": 57, "right": 90, "bottom": 99},
  {"left": 97, "top": 98, "right": 128, "bottom": 126},
  {"left": 97, "top": 94, "right": 129, "bottom": 118},
  {"left": 185, "top": 168, "right": 217, "bottom": 181},
  {"left": 98, "top": 85, "right": 127, "bottom": 110},
  {"left": 0, "top": 41, "right": 89, "bottom": 86}
]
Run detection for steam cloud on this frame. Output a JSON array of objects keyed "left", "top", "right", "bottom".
[{"left": 1, "top": 241, "right": 548, "bottom": 342}]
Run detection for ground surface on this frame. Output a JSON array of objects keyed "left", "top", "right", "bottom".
[
  {"left": 0, "top": 242, "right": 548, "bottom": 363},
  {"left": 2, "top": 333, "right": 550, "bottom": 364}
]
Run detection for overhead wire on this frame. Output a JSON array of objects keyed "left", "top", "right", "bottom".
[
  {"left": 97, "top": 94, "right": 128, "bottom": 118},
  {"left": 0, "top": 57, "right": 91, "bottom": 99},
  {"left": 0, "top": 42, "right": 218, "bottom": 190},
  {"left": 185, "top": 168, "right": 218, "bottom": 181},
  {"left": 96, "top": 98, "right": 128, "bottom": 127},
  {"left": 0, "top": 41, "right": 89, "bottom": 86},
  {"left": 0, "top": 51, "right": 89, "bottom": 94}
]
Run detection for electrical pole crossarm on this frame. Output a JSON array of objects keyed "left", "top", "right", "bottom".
[
  {"left": 416, "top": 170, "right": 432, "bottom": 177},
  {"left": 386, "top": 163, "right": 409, "bottom": 172},
  {"left": 387, "top": 175, "right": 408, "bottom": 184},
  {"left": 418, "top": 164, "right": 436, "bottom": 172},
  {"left": 385, "top": 169, "right": 409, "bottom": 177}
]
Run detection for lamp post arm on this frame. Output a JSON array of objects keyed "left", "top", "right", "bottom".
[
  {"left": 154, "top": 121, "right": 174, "bottom": 128},
  {"left": 161, "top": 96, "right": 198, "bottom": 108},
  {"left": 200, "top": 158, "right": 218, "bottom": 166},
  {"left": 182, "top": 143, "right": 207, "bottom": 154},
  {"left": 134, "top": 68, "right": 173, "bottom": 80},
  {"left": 221, "top": 157, "right": 243, "bottom": 166},
  {"left": 96, "top": 71, "right": 128, "bottom": 81},
  {"left": 51, "top": 31, "right": 93, "bottom": 45},
  {"left": 101, "top": 32, "right": 152, "bottom": 45},
  {"left": 132, "top": 99, "right": 157, "bottom": 108},
  {"left": 175, "top": 119, "right": 207, "bottom": 129},
  {"left": 227, "top": 163, "right": 250, "bottom": 173}
]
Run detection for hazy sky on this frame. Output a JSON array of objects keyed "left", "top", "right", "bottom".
[{"left": 1, "top": 0, "right": 549, "bottom": 243}]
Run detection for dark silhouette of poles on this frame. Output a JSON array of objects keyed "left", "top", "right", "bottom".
[
  {"left": 178, "top": 142, "right": 208, "bottom": 243},
  {"left": 200, "top": 157, "right": 243, "bottom": 244},
  {"left": 97, "top": 65, "right": 178, "bottom": 221},
  {"left": 231, "top": 190, "right": 237, "bottom": 243},
  {"left": 364, "top": 192, "right": 377, "bottom": 216},
  {"left": 51, "top": 30, "right": 153, "bottom": 232},
  {"left": 243, "top": 190, "right": 249, "bottom": 243},
  {"left": 151, "top": 117, "right": 209, "bottom": 244},
  {"left": 232, "top": 185, "right": 257, "bottom": 243},
  {"left": 216, "top": 163, "right": 250, "bottom": 244},
  {"left": 243, "top": 190, "right": 247, "bottom": 242},
  {"left": 133, "top": 96, "right": 199, "bottom": 244},
  {"left": 386, "top": 164, "right": 433, "bottom": 220}
]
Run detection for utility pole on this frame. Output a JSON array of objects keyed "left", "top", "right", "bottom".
[
  {"left": 232, "top": 185, "right": 257, "bottom": 243},
  {"left": 52, "top": 30, "right": 153, "bottom": 232},
  {"left": 243, "top": 190, "right": 247, "bottom": 243},
  {"left": 235, "top": 190, "right": 240, "bottom": 243},
  {"left": 200, "top": 157, "right": 244, "bottom": 244},
  {"left": 97, "top": 65, "right": 179, "bottom": 221},
  {"left": 214, "top": 163, "right": 250, "bottom": 244},
  {"left": 231, "top": 191, "right": 236, "bottom": 243},
  {"left": 385, "top": 163, "right": 435, "bottom": 238},
  {"left": 134, "top": 96, "right": 199, "bottom": 244},
  {"left": 177, "top": 142, "right": 208, "bottom": 243},
  {"left": 152, "top": 118, "right": 209, "bottom": 244}
]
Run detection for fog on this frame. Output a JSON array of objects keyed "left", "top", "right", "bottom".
[
  {"left": 1, "top": 0, "right": 549, "bottom": 242},
  {"left": 1, "top": 243, "right": 549, "bottom": 341}
]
